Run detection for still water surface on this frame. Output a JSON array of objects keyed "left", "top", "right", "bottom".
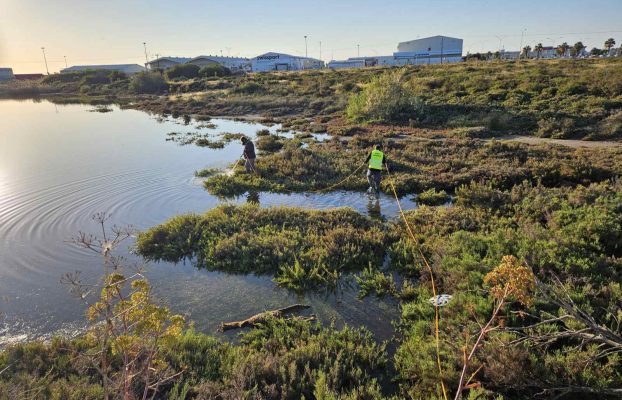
[{"left": 0, "top": 99, "right": 417, "bottom": 345}]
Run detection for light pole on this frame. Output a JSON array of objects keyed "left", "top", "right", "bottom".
[
  {"left": 357, "top": 44, "right": 360, "bottom": 58},
  {"left": 519, "top": 29, "right": 527, "bottom": 60},
  {"left": 143, "top": 42, "right": 149, "bottom": 64},
  {"left": 304, "top": 35, "right": 308, "bottom": 58},
  {"left": 63, "top": 55, "right": 67, "bottom": 68},
  {"left": 319, "top": 41, "right": 322, "bottom": 64},
  {"left": 41, "top": 47, "right": 49, "bottom": 75},
  {"left": 494, "top": 35, "right": 506, "bottom": 52}
]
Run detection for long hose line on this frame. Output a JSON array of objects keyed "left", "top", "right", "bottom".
[
  {"left": 243, "top": 154, "right": 448, "bottom": 398},
  {"left": 385, "top": 164, "right": 449, "bottom": 400}
]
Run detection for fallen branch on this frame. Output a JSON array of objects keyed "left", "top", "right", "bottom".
[{"left": 218, "top": 304, "right": 313, "bottom": 332}]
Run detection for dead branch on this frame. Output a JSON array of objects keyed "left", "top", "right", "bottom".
[{"left": 218, "top": 304, "right": 313, "bottom": 332}]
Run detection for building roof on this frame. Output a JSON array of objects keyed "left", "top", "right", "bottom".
[
  {"left": 399, "top": 35, "right": 463, "bottom": 44},
  {"left": 147, "top": 57, "right": 192, "bottom": 65},
  {"left": 189, "top": 55, "right": 249, "bottom": 62},
  {"left": 61, "top": 64, "right": 145, "bottom": 73}
]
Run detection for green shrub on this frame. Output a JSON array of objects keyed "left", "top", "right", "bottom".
[
  {"left": 346, "top": 69, "right": 424, "bottom": 123},
  {"left": 129, "top": 71, "right": 167, "bottom": 94},
  {"left": 233, "top": 81, "right": 265, "bottom": 94},
  {"left": 417, "top": 188, "right": 450, "bottom": 206},
  {"left": 136, "top": 205, "right": 387, "bottom": 291},
  {"left": 165, "top": 64, "right": 200, "bottom": 80},
  {"left": 256, "top": 134, "right": 283, "bottom": 152},
  {"left": 199, "top": 64, "right": 231, "bottom": 78}
]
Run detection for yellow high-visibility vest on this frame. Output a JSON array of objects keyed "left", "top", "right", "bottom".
[{"left": 369, "top": 150, "right": 384, "bottom": 170}]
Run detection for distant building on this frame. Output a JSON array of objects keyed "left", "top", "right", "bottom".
[
  {"left": 328, "top": 35, "right": 463, "bottom": 70},
  {"left": 394, "top": 35, "right": 463, "bottom": 65},
  {"left": 146, "top": 57, "right": 191, "bottom": 70},
  {"left": 327, "top": 59, "right": 366, "bottom": 69},
  {"left": 0, "top": 68, "right": 14, "bottom": 81},
  {"left": 14, "top": 74, "right": 44, "bottom": 80},
  {"left": 61, "top": 64, "right": 145, "bottom": 75},
  {"left": 187, "top": 55, "right": 250, "bottom": 72},
  {"left": 251, "top": 52, "right": 324, "bottom": 72}
]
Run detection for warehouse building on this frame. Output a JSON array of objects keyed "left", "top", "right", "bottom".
[
  {"left": 328, "top": 35, "right": 463, "bottom": 69},
  {"left": 251, "top": 52, "right": 323, "bottom": 72},
  {"left": 394, "top": 35, "right": 463, "bottom": 65},
  {"left": 0, "top": 68, "right": 14, "bottom": 81},
  {"left": 187, "top": 55, "right": 250, "bottom": 72},
  {"left": 146, "top": 57, "right": 191, "bottom": 70},
  {"left": 61, "top": 64, "right": 146, "bottom": 75}
]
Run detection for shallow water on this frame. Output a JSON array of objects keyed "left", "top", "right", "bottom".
[{"left": 0, "top": 99, "right": 417, "bottom": 345}]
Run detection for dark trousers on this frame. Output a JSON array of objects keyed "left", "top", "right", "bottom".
[{"left": 367, "top": 169, "right": 381, "bottom": 192}]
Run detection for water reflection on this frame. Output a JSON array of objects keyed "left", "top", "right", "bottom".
[{"left": 246, "top": 191, "right": 260, "bottom": 204}]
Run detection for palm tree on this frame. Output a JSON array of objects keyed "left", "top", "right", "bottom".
[
  {"left": 521, "top": 45, "right": 532, "bottom": 59},
  {"left": 557, "top": 42, "right": 570, "bottom": 58},
  {"left": 572, "top": 41, "right": 585, "bottom": 58},
  {"left": 534, "top": 43, "right": 544, "bottom": 59},
  {"left": 604, "top": 38, "right": 616, "bottom": 55}
]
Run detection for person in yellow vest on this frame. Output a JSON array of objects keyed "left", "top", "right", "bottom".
[{"left": 365, "top": 144, "right": 387, "bottom": 195}]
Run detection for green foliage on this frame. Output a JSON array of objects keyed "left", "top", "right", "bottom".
[
  {"left": 165, "top": 64, "right": 200, "bottom": 80},
  {"left": 356, "top": 264, "right": 397, "bottom": 298},
  {"left": 129, "top": 71, "right": 167, "bottom": 94},
  {"left": 199, "top": 63, "right": 231, "bottom": 77},
  {"left": 417, "top": 188, "right": 450, "bottom": 206},
  {"left": 347, "top": 69, "right": 424, "bottom": 123},
  {"left": 136, "top": 205, "right": 387, "bottom": 292},
  {"left": 0, "top": 319, "right": 387, "bottom": 400},
  {"left": 256, "top": 134, "right": 284, "bottom": 152},
  {"left": 233, "top": 81, "right": 265, "bottom": 94}
]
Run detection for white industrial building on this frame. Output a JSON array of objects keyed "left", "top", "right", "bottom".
[
  {"left": 60, "top": 64, "right": 146, "bottom": 75},
  {"left": 328, "top": 35, "right": 463, "bottom": 69},
  {"left": 394, "top": 35, "right": 463, "bottom": 65},
  {"left": 187, "top": 55, "right": 250, "bottom": 72},
  {"left": 0, "top": 68, "right": 15, "bottom": 81},
  {"left": 251, "top": 52, "right": 324, "bottom": 72},
  {"left": 146, "top": 57, "right": 191, "bottom": 70}
]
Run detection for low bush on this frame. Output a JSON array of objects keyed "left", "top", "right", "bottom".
[
  {"left": 136, "top": 205, "right": 387, "bottom": 291},
  {"left": 129, "top": 71, "right": 167, "bottom": 94},
  {"left": 165, "top": 64, "right": 200, "bottom": 80},
  {"left": 256, "top": 134, "right": 284, "bottom": 152},
  {"left": 346, "top": 69, "right": 424, "bottom": 123},
  {"left": 199, "top": 64, "right": 231, "bottom": 78},
  {"left": 416, "top": 188, "right": 450, "bottom": 206}
]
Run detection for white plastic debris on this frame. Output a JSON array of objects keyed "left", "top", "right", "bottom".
[{"left": 429, "top": 294, "right": 453, "bottom": 307}]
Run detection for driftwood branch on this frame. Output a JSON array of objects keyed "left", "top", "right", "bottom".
[{"left": 218, "top": 304, "right": 313, "bottom": 332}]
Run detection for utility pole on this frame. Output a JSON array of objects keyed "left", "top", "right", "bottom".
[
  {"left": 41, "top": 47, "right": 49, "bottom": 75},
  {"left": 63, "top": 56, "right": 67, "bottom": 68},
  {"left": 143, "top": 42, "right": 149, "bottom": 64},
  {"left": 319, "top": 41, "right": 322, "bottom": 63},
  {"left": 304, "top": 35, "right": 308, "bottom": 58}
]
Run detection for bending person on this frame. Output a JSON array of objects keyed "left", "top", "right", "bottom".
[{"left": 240, "top": 137, "right": 257, "bottom": 173}]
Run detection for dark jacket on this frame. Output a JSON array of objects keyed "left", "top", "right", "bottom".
[{"left": 243, "top": 141, "right": 256, "bottom": 159}]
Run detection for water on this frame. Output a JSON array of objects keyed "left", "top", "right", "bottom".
[{"left": 0, "top": 99, "right": 417, "bottom": 345}]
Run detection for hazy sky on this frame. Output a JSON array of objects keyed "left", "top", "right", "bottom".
[{"left": 1, "top": 0, "right": 621, "bottom": 73}]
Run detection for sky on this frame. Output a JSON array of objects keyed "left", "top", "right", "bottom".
[{"left": 1, "top": 0, "right": 621, "bottom": 73}]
